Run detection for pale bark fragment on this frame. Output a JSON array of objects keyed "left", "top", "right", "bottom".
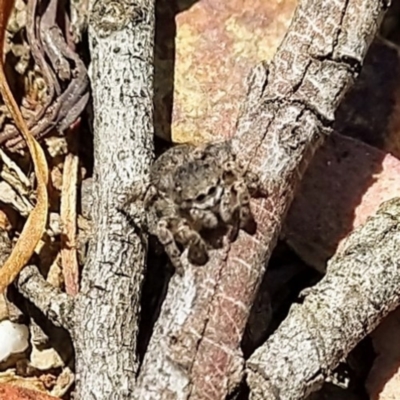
[
  {"left": 247, "top": 197, "right": 400, "bottom": 400},
  {"left": 134, "top": 0, "right": 388, "bottom": 399},
  {"left": 60, "top": 143, "right": 80, "bottom": 296},
  {"left": 72, "top": 0, "right": 155, "bottom": 399},
  {"left": 16, "top": 265, "right": 74, "bottom": 330}
]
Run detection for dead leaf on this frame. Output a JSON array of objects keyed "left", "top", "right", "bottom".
[
  {"left": 0, "top": 0, "right": 49, "bottom": 291},
  {"left": 0, "top": 382, "right": 59, "bottom": 400},
  {"left": 0, "top": 371, "right": 46, "bottom": 394}
]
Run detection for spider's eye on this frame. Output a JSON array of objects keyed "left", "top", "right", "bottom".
[
  {"left": 196, "top": 193, "right": 206, "bottom": 202},
  {"left": 208, "top": 186, "right": 216, "bottom": 196}
]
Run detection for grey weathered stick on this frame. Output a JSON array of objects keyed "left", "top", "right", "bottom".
[
  {"left": 1, "top": 230, "right": 72, "bottom": 329},
  {"left": 135, "top": 0, "right": 388, "bottom": 398},
  {"left": 72, "top": 0, "right": 155, "bottom": 399},
  {"left": 247, "top": 197, "right": 400, "bottom": 399},
  {"left": 16, "top": 265, "right": 74, "bottom": 330}
]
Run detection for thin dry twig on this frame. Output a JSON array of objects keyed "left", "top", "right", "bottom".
[{"left": 60, "top": 131, "right": 80, "bottom": 296}]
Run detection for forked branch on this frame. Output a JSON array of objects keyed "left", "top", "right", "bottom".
[{"left": 135, "top": 0, "right": 389, "bottom": 398}]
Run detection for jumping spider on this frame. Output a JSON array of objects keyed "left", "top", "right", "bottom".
[{"left": 121, "top": 141, "right": 261, "bottom": 275}]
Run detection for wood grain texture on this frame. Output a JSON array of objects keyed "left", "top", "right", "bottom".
[{"left": 247, "top": 198, "right": 400, "bottom": 399}]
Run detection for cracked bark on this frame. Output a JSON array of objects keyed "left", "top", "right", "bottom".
[
  {"left": 16, "top": 265, "right": 74, "bottom": 330},
  {"left": 6, "top": 0, "right": 153, "bottom": 398},
  {"left": 69, "top": 0, "right": 155, "bottom": 399},
  {"left": 134, "top": 0, "right": 388, "bottom": 399},
  {"left": 6, "top": 0, "right": 391, "bottom": 399},
  {"left": 247, "top": 197, "right": 400, "bottom": 400}
]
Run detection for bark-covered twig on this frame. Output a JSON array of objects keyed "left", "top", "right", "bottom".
[
  {"left": 135, "top": 0, "right": 388, "bottom": 398},
  {"left": 71, "top": 0, "right": 155, "bottom": 399},
  {"left": 16, "top": 265, "right": 74, "bottom": 330},
  {"left": 247, "top": 197, "right": 400, "bottom": 399}
]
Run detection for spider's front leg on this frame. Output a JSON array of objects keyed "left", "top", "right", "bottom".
[
  {"left": 189, "top": 208, "right": 219, "bottom": 230},
  {"left": 221, "top": 160, "right": 239, "bottom": 186},
  {"left": 224, "top": 156, "right": 266, "bottom": 198},
  {"left": 220, "top": 181, "right": 256, "bottom": 235},
  {"left": 174, "top": 218, "right": 209, "bottom": 266},
  {"left": 244, "top": 169, "right": 265, "bottom": 197},
  {"left": 117, "top": 179, "right": 154, "bottom": 231},
  {"left": 156, "top": 218, "right": 184, "bottom": 275},
  {"left": 156, "top": 216, "right": 209, "bottom": 275}
]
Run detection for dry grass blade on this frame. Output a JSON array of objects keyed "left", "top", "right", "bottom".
[{"left": 0, "top": 0, "right": 49, "bottom": 292}]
